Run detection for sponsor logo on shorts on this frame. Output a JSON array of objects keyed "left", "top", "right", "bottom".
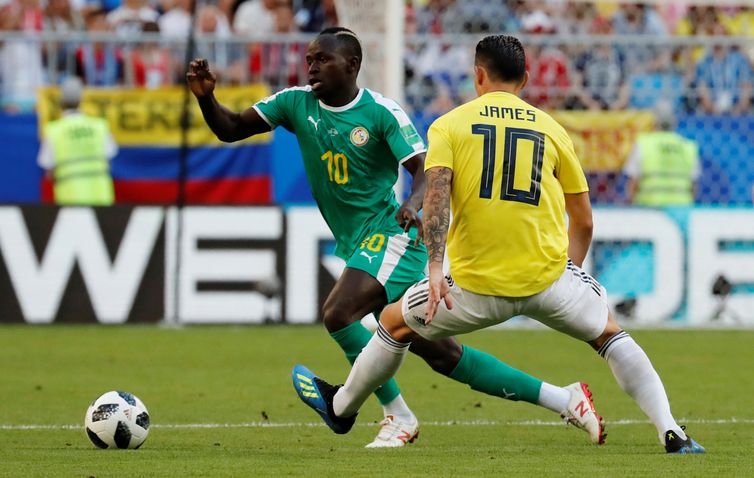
[
  {"left": 359, "top": 251, "right": 377, "bottom": 264},
  {"left": 411, "top": 313, "right": 426, "bottom": 326}
]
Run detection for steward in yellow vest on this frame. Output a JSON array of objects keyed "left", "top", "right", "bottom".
[
  {"left": 37, "top": 77, "right": 117, "bottom": 205},
  {"left": 624, "top": 105, "right": 699, "bottom": 206}
]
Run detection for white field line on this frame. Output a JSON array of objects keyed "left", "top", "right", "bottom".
[{"left": 2, "top": 418, "right": 753, "bottom": 431}]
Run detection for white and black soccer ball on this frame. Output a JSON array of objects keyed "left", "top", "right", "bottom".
[{"left": 84, "top": 391, "right": 150, "bottom": 449}]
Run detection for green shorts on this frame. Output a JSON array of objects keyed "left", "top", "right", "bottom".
[{"left": 345, "top": 228, "right": 427, "bottom": 303}]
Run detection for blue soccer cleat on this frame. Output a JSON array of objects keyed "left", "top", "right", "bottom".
[
  {"left": 664, "top": 428, "right": 706, "bottom": 454},
  {"left": 291, "top": 365, "right": 356, "bottom": 434}
]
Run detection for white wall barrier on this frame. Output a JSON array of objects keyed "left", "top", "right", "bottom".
[{"left": 0, "top": 205, "right": 753, "bottom": 325}]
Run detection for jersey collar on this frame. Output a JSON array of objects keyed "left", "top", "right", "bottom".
[{"left": 318, "top": 88, "right": 364, "bottom": 112}]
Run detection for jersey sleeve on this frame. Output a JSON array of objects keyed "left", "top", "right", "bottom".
[
  {"left": 425, "top": 116, "right": 454, "bottom": 171},
  {"left": 553, "top": 127, "right": 589, "bottom": 193},
  {"left": 377, "top": 100, "right": 426, "bottom": 164},
  {"left": 252, "top": 88, "right": 298, "bottom": 131}
]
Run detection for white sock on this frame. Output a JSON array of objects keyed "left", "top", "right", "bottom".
[
  {"left": 537, "top": 382, "right": 571, "bottom": 414},
  {"left": 382, "top": 394, "right": 416, "bottom": 424},
  {"left": 600, "top": 331, "right": 686, "bottom": 443},
  {"left": 333, "top": 324, "right": 410, "bottom": 418}
]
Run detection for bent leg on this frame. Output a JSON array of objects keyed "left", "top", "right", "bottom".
[
  {"left": 334, "top": 301, "right": 415, "bottom": 417},
  {"left": 396, "top": 278, "right": 560, "bottom": 408},
  {"left": 323, "top": 267, "right": 402, "bottom": 406},
  {"left": 409, "top": 336, "right": 543, "bottom": 404},
  {"left": 536, "top": 260, "right": 685, "bottom": 445},
  {"left": 592, "top": 312, "right": 684, "bottom": 443}
]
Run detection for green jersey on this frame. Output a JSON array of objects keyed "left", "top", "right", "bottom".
[{"left": 254, "top": 87, "right": 426, "bottom": 259}]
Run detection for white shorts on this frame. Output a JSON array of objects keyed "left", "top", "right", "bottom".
[{"left": 401, "top": 260, "right": 609, "bottom": 342}]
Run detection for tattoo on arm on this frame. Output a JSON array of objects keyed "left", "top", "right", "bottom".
[{"left": 423, "top": 167, "right": 452, "bottom": 265}]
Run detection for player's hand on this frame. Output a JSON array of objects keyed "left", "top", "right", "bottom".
[
  {"left": 396, "top": 206, "right": 423, "bottom": 245},
  {"left": 187, "top": 58, "right": 216, "bottom": 98},
  {"left": 424, "top": 267, "right": 453, "bottom": 325}
]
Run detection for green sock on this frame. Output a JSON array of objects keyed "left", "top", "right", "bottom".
[
  {"left": 449, "top": 345, "right": 542, "bottom": 404},
  {"left": 329, "top": 320, "right": 401, "bottom": 405}
]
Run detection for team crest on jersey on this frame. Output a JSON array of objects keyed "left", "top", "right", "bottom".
[{"left": 350, "top": 127, "right": 369, "bottom": 146}]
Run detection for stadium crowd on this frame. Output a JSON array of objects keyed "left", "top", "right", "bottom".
[{"left": 0, "top": 0, "right": 753, "bottom": 116}]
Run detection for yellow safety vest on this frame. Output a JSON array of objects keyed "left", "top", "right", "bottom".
[
  {"left": 45, "top": 114, "right": 114, "bottom": 205},
  {"left": 635, "top": 132, "right": 698, "bottom": 207}
]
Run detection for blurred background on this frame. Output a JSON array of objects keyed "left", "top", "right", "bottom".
[{"left": 1, "top": 0, "right": 753, "bottom": 327}]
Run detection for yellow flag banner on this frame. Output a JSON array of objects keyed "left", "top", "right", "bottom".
[
  {"left": 37, "top": 85, "right": 272, "bottom": 146},
  {"left": 550, "top": 110, "right": 655, "bottom": 172}
]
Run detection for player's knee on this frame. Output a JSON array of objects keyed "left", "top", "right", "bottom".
[
  {"left": 411, "top": 338, "right": 462, "bottom": 376},
  {"left": 425, "top": 350, "right": 462, "bottom": 376},
  {"left": 381, "top": 303, "right": 414, "bottom": 343},
  {"left": 321, "top": 302, "right": 354, "bottom": 333},
  {"left": 590, "top": 312, "right": 623, "bottom": 350}
]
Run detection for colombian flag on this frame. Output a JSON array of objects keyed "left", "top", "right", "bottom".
[{"left": 37, "top": 85, "right": 272, "bottom": 205}]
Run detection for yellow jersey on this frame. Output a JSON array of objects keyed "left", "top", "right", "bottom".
[{"left": 425, "top": 91, "right": 589, "bottom": 297}]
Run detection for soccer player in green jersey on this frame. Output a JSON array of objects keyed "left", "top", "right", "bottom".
[{"left": 189, "top": 27, "right": 602, "bottom": 447}]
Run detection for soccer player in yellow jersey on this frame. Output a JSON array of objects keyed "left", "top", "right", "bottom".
[{"left": 294, "top": 35, "right": 704, "bottom": 454}]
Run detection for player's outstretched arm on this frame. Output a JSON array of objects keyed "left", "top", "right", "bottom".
[
  {"left": 395, "top": 153, "right": 427, "bottom": 244},
  {"left": 187, "top": 58, "right": 271, "bottom": 142}
]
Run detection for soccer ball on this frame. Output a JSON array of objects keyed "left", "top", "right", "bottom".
[{"left": 84, "top": 391, "right": 150, "bottom": 449}]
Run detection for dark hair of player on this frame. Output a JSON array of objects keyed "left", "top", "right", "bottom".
[
  {"left": 319, "top": 27, "right": 363, "bottom": 64},
  {"left": 475, "top": 35, "right": 527, "bottom": 83}
]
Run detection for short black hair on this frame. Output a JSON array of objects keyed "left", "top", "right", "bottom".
[
  {"left": 475, "top": 35, "right": 526, "bottom": 83},
  {"left": 318, "top": 27, "right": 363, "bottom": 63}
]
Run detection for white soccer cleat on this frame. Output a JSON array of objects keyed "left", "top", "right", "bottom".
[
  {"left": 364, "top": 415, "right": 420, "bottom": 448},
  {"left": 560, "top": 382, "right": 606, "bottom": 445}
]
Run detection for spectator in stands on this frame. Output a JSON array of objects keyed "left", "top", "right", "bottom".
[
  {"left": 557, "top": 1, "right": 600, "bottom": 36},
  {"left": 253, "top": 2, "right": 305, "bottom": 89},
  {"left": 126, "top": 21, "right": 173, "bottom": 88},
  {"left": 158, "top": 0, "right": 191, "bottom": 39},
  {"left": 0, "top": 0, "right": 45, "bottom": 112},
  {"left": 38, "top": 76, "right": 118, "bottom": 205},
  {"left": 623, "top": 101, "right": 700, "bottom": 207},
  {"left": 293, "top": 0, "right": 337, "bottom": 33},
  {"left": 694, "top": 24, "right": 753, "bottom": 115},
  {"left": 722, "top": 5, "right": 754, "bottom": 38},
  {"left": 80, "top": 0, "right": 120, "bottom": 15},
  {"left": 521, "top": 11, "right": 571, "bottom": 110},
  {"left": 676, "top": 5, "right": 724, "bottom": 64},
  {"left": 195, "top": 3, "right": 244, "bottom": 84},
  {"left": 676, "top": 5, "right": 721, "bottom": 36},
  {"left": 415, "top": 0, "right": 520, "bottom": 34},
  {"left": 415, "top": 0, "right": 447, "bottom": 34},
  {"left": 611, "top": 3, "right": 669, "bottom": 74},
  {"left": 453, "top": 0, "right": 518, "bottom": 33},
  {"left": 723, "top": 6, "right": 754, "bottom": 64},
  {"left": 614, "top": 2, "right": 668, "bottom": 34},
  {"left": 43, "top": 0, "right": 84, "bottom": 32},
  {"left": 570, "top": 17, "right": 628, "bottom": 111},
  {"left": 76, "top": 8, "right": 124, "bottom": 86},
  {"left": 106, "top": 0, "right": 159, "bottom": 35},
  {"left": 43, "top": 0, "right": 85, "bottom": 79},
  {"left": 411, "top": 38, "right": 472, "bottom": 110},
  {"left": 3, "top": 0, "right": 44, "bottom": 31},
  {"left": 233, "top": 0, "right": 276, "bottom": 36}
]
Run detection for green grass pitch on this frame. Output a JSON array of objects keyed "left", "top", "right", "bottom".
[{"left": 1, "top": 325, "right": 752, "bottom": 477}]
